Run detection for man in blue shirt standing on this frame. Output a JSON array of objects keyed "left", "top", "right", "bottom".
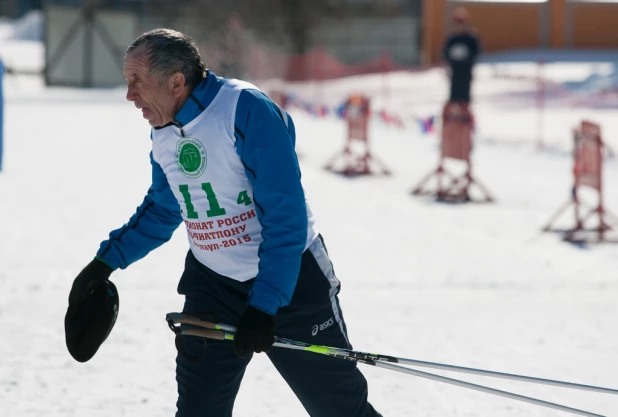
[{"left": 64, "top": 28, "right": 382, "bottom": 417}]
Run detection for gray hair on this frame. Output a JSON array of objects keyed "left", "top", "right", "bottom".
[{"left": 126, "top": 29, "right": 207, "bottom": 88}]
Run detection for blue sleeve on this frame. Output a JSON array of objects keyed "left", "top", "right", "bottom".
[
  {"left": 234, "top": 89, "right": 307, "bottom": 315},
  {"left": 96, "top": 153, "right": 183, "bottom": 270}
]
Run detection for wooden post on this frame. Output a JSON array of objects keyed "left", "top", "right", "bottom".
[
  {"left": 550, "top": 0, "right": 567, "bottom": 48},
  {"left": 422, "top": 0, "right": 446, "bottom": 65}
]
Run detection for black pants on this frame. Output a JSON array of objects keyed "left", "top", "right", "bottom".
[
  {"left": 175, "top": 236, "right": 381, "bottom": 417},
  {"left": 449, "top": 75, "right": 472, "bottom": 103}
]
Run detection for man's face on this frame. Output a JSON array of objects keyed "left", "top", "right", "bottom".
[
  {"left": 123, "top": 47, "right": 178, "bottom": 127},
  {"left": 452, "top": 18, "right": 469, "bottom": 32}
]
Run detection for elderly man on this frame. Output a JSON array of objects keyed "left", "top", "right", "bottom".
[{"left": 64, "top": 28, "right": 382, "bottom": 417}]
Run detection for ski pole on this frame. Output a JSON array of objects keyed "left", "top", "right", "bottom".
[
  {"left": 165, "top": 313, "right": 618, "bottom": 395},
  {"left": 373, "top": 361, "right": 604, "bottom": 417},
  {"left": 168, "top": 322, "right": 605, "bottom": 417},
  {"left": 280, "top": 337, "right": 618, "bottom": 395}
]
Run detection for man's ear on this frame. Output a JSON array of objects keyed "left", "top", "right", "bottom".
[{"left": 171, "top": 72, "right": 186, "bottom": 97}]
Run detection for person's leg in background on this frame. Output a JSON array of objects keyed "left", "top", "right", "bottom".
[{"left": 450, "top": 76, "right": 472, "bottom": 103}]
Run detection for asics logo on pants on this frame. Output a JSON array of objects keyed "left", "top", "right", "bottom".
[{"left": 312, "top": 318, "right": 334, "bottom": 336}]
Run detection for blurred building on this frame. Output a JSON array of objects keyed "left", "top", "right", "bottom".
[
  {"left": 424, "top": 0, "right": 618, "bottom": 64},
  {"left": 5, "top": 0, "right": 618, "bottom": 84},
  {"left": 35, "top": 0, "right": 422, "bottom": 83}
]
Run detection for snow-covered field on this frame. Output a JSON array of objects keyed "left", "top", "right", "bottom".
[{"left": 1, "top": 16, "right": 618, "bottom": 417}]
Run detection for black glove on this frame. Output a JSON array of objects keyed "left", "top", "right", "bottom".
[
  {"left": 65, "top": 258, "right": 119, "bottom": 363},
  {"left": 233, "top": 305, "right": 275, "bottom": 358},
  {"left": 68, "top": 258, "right": 113, "bottom": 302}
]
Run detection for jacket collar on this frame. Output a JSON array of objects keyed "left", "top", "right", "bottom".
[{"left": 172, "top": 70, "right": 226, "bottom": 127}]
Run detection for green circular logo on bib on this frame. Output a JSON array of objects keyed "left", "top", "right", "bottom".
[
  {"left": 175, "top": 138, "right": 207, "bottom": 178},
  {"left": 179, "top": 144, "right": 201, "bottom": 172}
]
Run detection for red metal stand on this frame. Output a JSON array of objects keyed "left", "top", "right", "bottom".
[
  {"left": 324, "top": 95, "right": 391, "bottom": 177},
  {"left": 543, "top": 121, "right": 618, "bottom": 243},
  {"left": 412, "top": 101, "right": 493, "bottom": 203}
]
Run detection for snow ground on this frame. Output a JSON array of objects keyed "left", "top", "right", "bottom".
[{"left": 1, "top": 23, "right": 618, "bottom": 417}]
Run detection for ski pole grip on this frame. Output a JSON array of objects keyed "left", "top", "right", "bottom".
[{"left": 183, "top": 327, "right": 234, "bottom": 341}]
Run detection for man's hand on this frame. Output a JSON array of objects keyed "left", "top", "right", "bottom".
[
  {"left": 233, "top": 306, "right": 275, "bottom": 358},
  {"left": 68, "top": 258, "right": 113, "bottom": 303}
]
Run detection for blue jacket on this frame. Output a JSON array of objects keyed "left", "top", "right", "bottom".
[{"left": 96, "top": 72, "right": 307, "bottom": 315}]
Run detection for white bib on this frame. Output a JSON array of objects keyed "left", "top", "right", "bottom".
[{"left": 152, "top": 80, "right": 317, "bottom": 281}]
